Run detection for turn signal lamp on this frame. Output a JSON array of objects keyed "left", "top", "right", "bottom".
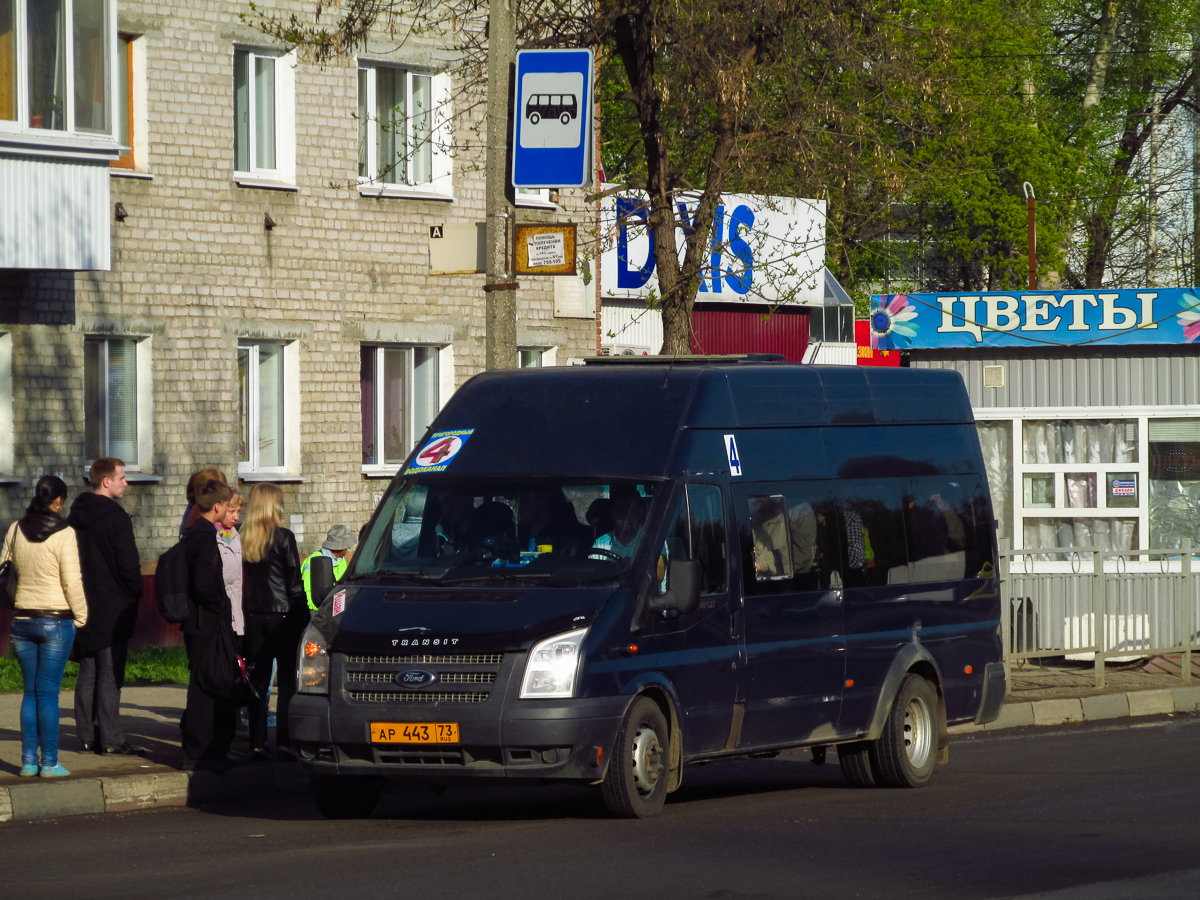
[{"left": 298, "top": 621, "right": 329, "bottom": 695}]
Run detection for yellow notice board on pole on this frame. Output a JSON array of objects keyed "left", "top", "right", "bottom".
[{"left": 514, "top": 223, "right": 577, "bottom": 275}]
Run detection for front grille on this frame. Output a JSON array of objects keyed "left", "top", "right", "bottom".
[
  {"left": 346, "top": 671, "right": 496, "bottom": 685},
  {"left": 347, "top": 690, "right": 489, "bottom": 703},
  {"left": 347, "top": 653, "right": 504, "bottom": 666}
]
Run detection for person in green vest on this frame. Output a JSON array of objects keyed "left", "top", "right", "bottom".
[{"left": 302, "top": 524, "right": 355, "bottom": 610}]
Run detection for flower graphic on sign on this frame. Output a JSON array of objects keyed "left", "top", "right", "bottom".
[
  {"left": 1179, "top": 292, "right": 1200, "bottom": 344},
  {"left": 870, "top": 294, "right": 920, "bottom": 350}
]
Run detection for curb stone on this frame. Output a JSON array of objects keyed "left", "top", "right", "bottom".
[
  {"left": 949, "top": 685, "right": 1200, "bottom": 737},
  {"left": 0, "top": 762, "right": 306, "bottom": 825}
]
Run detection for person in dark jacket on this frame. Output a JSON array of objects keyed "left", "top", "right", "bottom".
[
  {"left": 69, "top": 457, "right": 144, "bottom": 755},
  {"left": 180, "top": 479, "right": 237, "bottom": 767},
  {"left": 240, "top": 483, "right": 307, "bottom": 759}
]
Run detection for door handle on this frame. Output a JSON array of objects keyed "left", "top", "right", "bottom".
[{"left": 730, "top": 608, "right": 743, "bottom": 638}]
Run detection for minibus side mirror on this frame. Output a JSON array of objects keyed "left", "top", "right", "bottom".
[
  {"left": 649, "top": 559, "right": 701, "bottom": 615},
  {"left": 310, "top": 555, "right": 336, "bottom": 608}
]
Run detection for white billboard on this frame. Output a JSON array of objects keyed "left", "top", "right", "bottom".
[{"left": 599, "top": 193, "right": 826, "bottom": 306}]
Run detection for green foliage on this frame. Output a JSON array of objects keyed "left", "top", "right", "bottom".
[{"left": 0, "top": 647, "right": 190, "bottom": 694}]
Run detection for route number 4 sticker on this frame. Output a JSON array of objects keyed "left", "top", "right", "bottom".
[
  {"left": 724, "top": 434, "right": 742, "bottom": 477},
  {"left": 405, "top": 429, "right": 475, "bottom": 474}
]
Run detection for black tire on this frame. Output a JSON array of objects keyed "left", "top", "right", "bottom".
[
  {"left": 601, "top": 696, "right": 670, "bottom": 818},
  {"left": 868, "top": 674, "right": 938, "bottom": 788},
  {"left": 310, "top": 774, "right": 383, "bottom": 819},
  {"left": 529, "top": 111, "right": 541, "bottom": 125},
  {"left": 560, "top": 112, "right": 571, "bottom": 125},
  {"left": 837, "top": 741, "right": 877, "bottom": 788}
]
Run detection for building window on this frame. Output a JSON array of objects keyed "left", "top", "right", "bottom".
[
  {"left": 109, "top": 32, "right": 133, "bottom": 168},
  {"left": 1, "top": 0, "right": 115, "bottom": 136},
  {"left": 357, "top": 62, "right": 451, "bottom": 195},
  {"left": 518, "top": 348, "right": 544, "bottom": 368},
  {"left": 238, "top": 342, "right": 290, "bottom": 472},
  {"left": 360, "top": 344, "right": 439, "bottom": 469},
  {"left": 84, "top": 336, "right": 139, "bottom": 465},
  {"left": 233, "top": 47, "right": 294, "bottom": 183}
]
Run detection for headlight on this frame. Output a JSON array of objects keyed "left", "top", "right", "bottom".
[
  {"left": 520, "top": 627, "right": 588, "bottom": 699},
  {"left": 298, "top": 620, "right": 329, "bottom": 695}
]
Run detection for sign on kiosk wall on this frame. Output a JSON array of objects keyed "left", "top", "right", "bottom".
[
  {"left": 855, "top": 320, "right": 900, "bottom": 366},
  {"left": 869, "top": 289, "right": 1200, "bottom": 350},
  {"left": 512, "top": 49, "right": 595, "bottom": 189}
]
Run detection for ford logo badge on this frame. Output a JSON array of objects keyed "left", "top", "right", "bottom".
[{"left": 396, "top": 669, "right": 438, "bottom": 688}]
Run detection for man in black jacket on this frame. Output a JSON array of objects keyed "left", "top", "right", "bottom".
[
  {"left": 69, "top": 457, "right": 144, "bottom": 755},
  {"left": 180, "top": 479, "right": 237, "bottom": 767}
]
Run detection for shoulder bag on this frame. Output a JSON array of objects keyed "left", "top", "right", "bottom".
[{"left": 0, "top": 523, "right": 17, "bottom": 610}]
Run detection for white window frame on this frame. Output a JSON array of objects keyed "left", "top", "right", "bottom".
[
  {"left": 978, "top": 404, "right": 1200, "bottom": 570},
  {"left": 356, "top": 60, "right": 452, "bottom": 199},
  {"left": 232, "top": 46, "right": 296, "bottom": 187},
  {"left": 83, "top": 334, "right": 152, "bottom": 472},
  {"left": 360, "top": 343, "right": 443, "bottom": 476},
  {"left": 518, "top": 346, "right": 556, "bottom": 368},
  {"left": 238, "top": 340, "right": 299, "bottom": 477},
  {"left": 516, "top": 187, "right": 557, "bottom": 209},
  {"left": 0, "top": 332, "right": 13, "bottom": 476},
  {"left": 0, "top": 0, "right": 119, "bottom": 148}
]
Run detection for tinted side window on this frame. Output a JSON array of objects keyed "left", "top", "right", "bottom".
[
  {"left": 649, "top": 484, "right": 730, "bottom": 630},
  {"left": 688, "top": 484, "right": 727, "bottom": 596},
  {"left": 905, "top": 477, "right": 995, "bottom": 581},
  {"left": 738, "top": 484, "right": 842, "bottom": 595},
  {"left": 838, "top": 480, "right": 908, "bottom": 588}
]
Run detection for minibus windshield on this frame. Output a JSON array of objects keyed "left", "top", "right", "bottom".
[{"left": 350, "top": 479, "right": 664, "bottom": 585}]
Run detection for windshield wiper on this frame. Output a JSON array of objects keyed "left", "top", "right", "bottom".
[
  {"left": 436, "top": 571, "right": 578, "bottom": 587},
  {"left": 376, "top": 570, "right": 451, "bottom": 584}
]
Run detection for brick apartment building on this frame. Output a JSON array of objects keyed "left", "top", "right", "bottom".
[{"left": 0, "top": 0, "right": 597, "bottom": 560}]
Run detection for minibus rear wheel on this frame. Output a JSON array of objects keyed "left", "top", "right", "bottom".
[
  {"left": 310, "top": 774, "right": 384, "bottom": 819},
  {"left": 869, "top": 674, "right": 938, "bottom": 788},
  {"left": 601, "top": 696, "right": 670, "bottom": 818},
  {"left": 837, "top": 741, "right": 876, "bottom": 787}
]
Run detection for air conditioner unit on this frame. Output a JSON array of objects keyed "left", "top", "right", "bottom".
[{"left": 601, "top": 344, "right": 652, "bottom": 357}]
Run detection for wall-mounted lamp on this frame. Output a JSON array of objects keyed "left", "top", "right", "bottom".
[
  {"left": 264, "top": 213, "right": 276, "bottom": 231},
  {"left": 114, "top": 202, "right": 128, "bottom": 222},
  {"left": 548, "top": 189, "right": 560, "bottom": 204}
]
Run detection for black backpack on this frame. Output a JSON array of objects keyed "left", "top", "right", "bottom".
[{"left": 155, "top": 540, "right": 190, "bottom": 624}]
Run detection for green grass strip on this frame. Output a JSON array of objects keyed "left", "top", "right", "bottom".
[{"left": 0, "top": 646, "right": 190, "bottom": 693}]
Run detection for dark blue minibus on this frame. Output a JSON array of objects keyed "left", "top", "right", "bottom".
[{"left": 293, "top": 359, "right": 1006, "bottom": 818}]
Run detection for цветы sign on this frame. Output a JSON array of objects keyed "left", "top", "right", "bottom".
[{"left": 869, "top": 289, "right": 1200, "bottom": 350}]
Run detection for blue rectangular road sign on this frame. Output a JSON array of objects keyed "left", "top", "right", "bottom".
[{"left": 512, "top": 48, "right": 594, "bottom": 189}]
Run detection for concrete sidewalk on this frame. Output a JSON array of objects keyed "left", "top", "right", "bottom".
[
  {"left": 0, "top": 685, "right": 305, "bottom": 823},
  {"left": 2, "top": 659, "right": 1199, "bottom": 824}
]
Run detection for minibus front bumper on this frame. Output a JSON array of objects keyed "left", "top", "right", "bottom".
[{"left": 289, "top": 691, "right": 630, "bottom": 783}]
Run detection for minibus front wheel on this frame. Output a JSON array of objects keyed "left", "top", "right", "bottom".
[{"left": 601, "top": 696, "right": 670, "bottom": 818}]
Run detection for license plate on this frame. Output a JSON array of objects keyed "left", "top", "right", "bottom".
[{"left": 370, "top": 722, "right": 460, "bottom": 744}]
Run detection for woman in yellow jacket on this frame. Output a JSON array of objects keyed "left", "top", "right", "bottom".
[{"left": 1, "top": 475, "right": 88, "bottom": 777}]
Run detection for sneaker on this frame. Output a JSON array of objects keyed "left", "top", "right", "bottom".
[
  {"left": 19, "top": 764, "right": 39, "bottom": 777},
  {"left": 100, "top": 744, "right": 145, "bottom": 757},
  {"left": 39, "top": 763, "right": 70, "bottom": 778}
]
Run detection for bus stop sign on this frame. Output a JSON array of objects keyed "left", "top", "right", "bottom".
[{"left": 512, "top": 48, "right": 594, "bottom": 189}]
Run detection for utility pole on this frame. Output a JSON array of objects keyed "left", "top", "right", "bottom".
[
  {"left": 1193, "top": 33, "right": 1200, "bottom": 286},
  {"left": 484, "top": 0, "right": 517, "bottom": 370},
  {"left": 1148, "top": 91, "right": 1160, "bottom": 285},
  {"left": 1023, "top": 182, "right": 1036, "bottom": 290}
]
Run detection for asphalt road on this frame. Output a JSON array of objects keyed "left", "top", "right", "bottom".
[{"left": 5, "top": 715, "right": 1200, "bottom": 900}]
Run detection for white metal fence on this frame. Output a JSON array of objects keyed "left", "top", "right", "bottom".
[{"left": 1000, "top": 539, "right": 1197, "bottom": 688}]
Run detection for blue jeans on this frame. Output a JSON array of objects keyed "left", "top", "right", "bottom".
[{"left": 11, "top": 618, "right": 76, "bottom": 768}]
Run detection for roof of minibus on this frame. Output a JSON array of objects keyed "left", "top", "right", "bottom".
[{"left": 404, "top": 362, "right": 974, "bottom": 480}]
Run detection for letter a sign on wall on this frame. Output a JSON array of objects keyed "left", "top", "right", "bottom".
[{"left": 512, "top": 48, "right": 594, "bottom": 189}]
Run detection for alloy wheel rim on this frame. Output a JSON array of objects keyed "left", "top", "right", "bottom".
[
  {"left": 903, "top": 696, "right": 932, "bottom": 768},
  {"left": 631, "top": 724, "right": 664, "bottom": 796}
]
